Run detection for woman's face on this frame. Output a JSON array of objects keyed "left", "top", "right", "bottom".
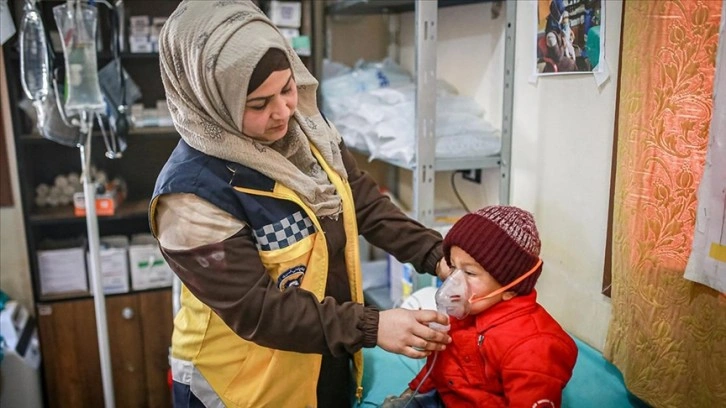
[{"left": 242, "top": 68, "right": 297, "bottom": 142}]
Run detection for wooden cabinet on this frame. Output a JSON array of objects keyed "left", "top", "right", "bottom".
[{"left": 37, "top": 290, "right": 173, "bottom": 408}]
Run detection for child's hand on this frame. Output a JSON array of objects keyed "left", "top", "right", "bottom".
[
  {"left": 380, "top": 389, "right": 414, "bottom": 408},
  {"left": 399, "top": 388, "right": 415, "bottom": 398}
]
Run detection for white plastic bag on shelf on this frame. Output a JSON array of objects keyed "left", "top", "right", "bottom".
[
  {"left": 320, "top": 57, "right": 413, "bottom": 99},
  {"left": 321, "top": 58, "right": 501, "bottom": 164},
  {"left": 435, "top": 131, "right": 501, "bottom": 158},
  {"left": 372, "top": 130, "right": 500, "bottom": 165},
  {"left": 322, "top": 58, "right": 351, "bottom": 80},
  {"left": 354, "top": 58, "right": 413, "bottom": 89},
  {"left": 333, "top": 116, "right": 369, "bottom": 152},
  {"left": 437, "top": 112, "right": 497, "bottom": 138}
]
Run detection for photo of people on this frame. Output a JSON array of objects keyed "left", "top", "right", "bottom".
[{"left": 536, "top": 0, "right": 603, "bottom": 74}]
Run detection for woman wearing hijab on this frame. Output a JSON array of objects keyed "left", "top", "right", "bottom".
[{"left": 152, "top": 1, "right": 451, "bottom": 407}]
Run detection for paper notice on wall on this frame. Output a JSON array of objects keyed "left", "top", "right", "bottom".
[
  {"left": 534, "top": 0, "right": 605, "bottom": 77},
  {"left": 684, "top": 12, "right": 726, "bottom": 294}
]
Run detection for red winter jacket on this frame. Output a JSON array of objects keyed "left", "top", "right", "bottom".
[{"left": 409, "top": 291, "right": 577, "bottom": 408}]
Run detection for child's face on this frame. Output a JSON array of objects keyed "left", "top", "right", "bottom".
[{"left": 448, "top": 246, "right": 516, "bottom": 315}]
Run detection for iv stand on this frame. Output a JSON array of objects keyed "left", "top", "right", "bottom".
[
  {"left": 78, "top": 110, "right": 116, "bottom": 408},
  {"left": 22, "top": 1, "right": 115, "bottom": 404},
  {"left": 56, "top": 1, "right": 115, "bottom": 405}
]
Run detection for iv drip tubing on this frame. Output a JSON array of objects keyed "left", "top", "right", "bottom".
[{"left": 403, "top": 351, "right": 439, "bottom": 408}]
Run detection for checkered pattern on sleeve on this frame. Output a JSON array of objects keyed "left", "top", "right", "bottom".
[{"left": 252, "top": 211, "right": 316, "bottom": 251}]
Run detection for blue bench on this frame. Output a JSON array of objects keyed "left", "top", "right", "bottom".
[{"left": 359, "top": 336, "right": 650, "bottom": 407}]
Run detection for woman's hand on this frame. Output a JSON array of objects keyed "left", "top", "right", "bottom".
[
  {"left": 377, "top": 309, "right": 451, "bottom": 358},
  {"left": 436, "top": 258, "right": 451, "bottom": 281}
]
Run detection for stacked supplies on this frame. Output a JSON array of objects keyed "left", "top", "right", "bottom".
[{"left": 321, "top": 58, "right": 501, "bottom": 165}]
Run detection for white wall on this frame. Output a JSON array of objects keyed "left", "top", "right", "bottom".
[
  {"left": 397, "top": 1, "right": 622, "bottom": 351},
  {"left": 0, "top": 51, "right": 34, "bottom": 313}
]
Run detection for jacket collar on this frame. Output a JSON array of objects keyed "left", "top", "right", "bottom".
[
  {"left": 226, "top": 161, "right": 276, "bottom": 192},
  {"left": 474, "top": 290, "right": 539, "bottom": 333}
]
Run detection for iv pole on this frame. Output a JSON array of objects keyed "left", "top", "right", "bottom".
[
  {"left": 67, "top": 1, "right": 116, "bottom": 402},
  {"left": 79, "top": 109, "right": 116, "bottom": 408},
  {"left": 73, "top": 8, "right": 115, "bottom": 408},
  {"left": 52, "top": 1, "right": 115, "bottom": 405}
]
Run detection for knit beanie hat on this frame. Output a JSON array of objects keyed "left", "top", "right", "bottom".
[{"left": 443, "top": 206, "right": 542, "bottom": 295}]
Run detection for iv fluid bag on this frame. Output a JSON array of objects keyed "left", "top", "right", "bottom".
[
  {"left": 53, "top": 3, "right": 106, "bottom": 116},
  {"left": 20, "top": 2, "right": 49, "bottom": 101},
  {"left": 36, "top": 85, "right": 84, "bottom": 147}
]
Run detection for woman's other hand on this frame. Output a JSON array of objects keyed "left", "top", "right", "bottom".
[
  {"left": 377, "top": 309, "right": 451, "bottom": 358},
  {"left": 436, "top": 258, "right": 451, "bottom": 281}
]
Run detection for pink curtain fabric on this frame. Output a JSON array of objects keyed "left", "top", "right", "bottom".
[{"left": 605, "top": 1, "right": 725, "bottom": 406}]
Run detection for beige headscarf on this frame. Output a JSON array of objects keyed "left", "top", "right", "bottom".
[{"left": 159, "top": 0, "right": 346, "bottom": 217}]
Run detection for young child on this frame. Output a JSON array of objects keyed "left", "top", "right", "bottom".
[
  {"left": 387, "top": 205, "right": 578, "bottom": 407},
  {"left": 561, "top": 11, "right": 577, "bottom": 60}
]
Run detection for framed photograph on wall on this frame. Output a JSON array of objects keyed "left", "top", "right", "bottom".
[{"left": 535, "top": 0, "right": 604, "bottom": 75}]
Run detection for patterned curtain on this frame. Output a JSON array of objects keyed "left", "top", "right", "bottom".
[{"left": 605, "top": 1, "right": 725, "bottom": 407}]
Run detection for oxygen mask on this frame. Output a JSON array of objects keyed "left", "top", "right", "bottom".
[
  {"left": 431, "top": 268, "right": 472, "bottom": 332},
  {"left": 431, "top": 258, "right": 544, "bottom": 330}
]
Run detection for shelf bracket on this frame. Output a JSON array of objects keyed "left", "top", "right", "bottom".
[
  {"left": 413, "top": 0, "right": 438, "bottom": 292},
  {"left": 413, "top": 0, "right": 437, "bottom": 229},
  {"left": 499, "top": 0, "right": 516, "bottom": 205}
]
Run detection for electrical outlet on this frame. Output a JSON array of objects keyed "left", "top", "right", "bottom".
[{"left": 460, "top": 169, "right": 482, "bottom": 184}]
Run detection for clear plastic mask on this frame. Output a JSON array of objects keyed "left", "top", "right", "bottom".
[
  {"left": 434, "top": 268, "right": 471, "bottom": 320},
  {"left": 434, "top": 258, "right": 543, "bottom": 322}
]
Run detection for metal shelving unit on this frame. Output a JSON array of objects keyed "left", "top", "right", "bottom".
[
  {"left": 323, "top": 0, "right": 515, "bottom": 226},
  {"left": 321, "top": 0, "right": 516, "bottom": 302},
  {"left": 347, "top": 147, "right": 503, "bottom": 173},
  {"left": 325, "top": 0, "right": 487, "bottom": 15}
]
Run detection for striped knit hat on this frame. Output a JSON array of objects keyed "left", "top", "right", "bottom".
[{"left": 443, "top": 206, "right": 542, "bottom": 295}]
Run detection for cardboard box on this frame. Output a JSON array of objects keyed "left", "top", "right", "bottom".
[
  {"left": 37, "top": 246, "right": 88, "bottom": 296},
  {"left": 73, "top": 190, "right": 121, "bottom": 216},
  {"left": 268, "top": 1, "right": 301, "bottom": 28},
  {"left": 129, "top": 35, "right": 153, "bottom": 53},
  {"left": 279, "top": 27, "right": 300, "bottom": 43},
  {"left": 129, "top": 234, "right": 173, "bottom": 290},
  {"left": 73, "top": 181, "right": 124, "bottom": 217},
  {"left": 129, "top": 15, "right": 150, "bottom": 36},
  {"left": 292, "top": 35, "right": 311, "bottom": 56},
  {"left": 87, "top": 235, "right": 130, "bottom": 295},
  {"left": 151, "top": 17, "right": 167, "bottom": 38}
]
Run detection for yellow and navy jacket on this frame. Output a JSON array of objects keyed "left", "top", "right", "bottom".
[{"left": 150, "top": 139, "right": 364, "bottom": 407}]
